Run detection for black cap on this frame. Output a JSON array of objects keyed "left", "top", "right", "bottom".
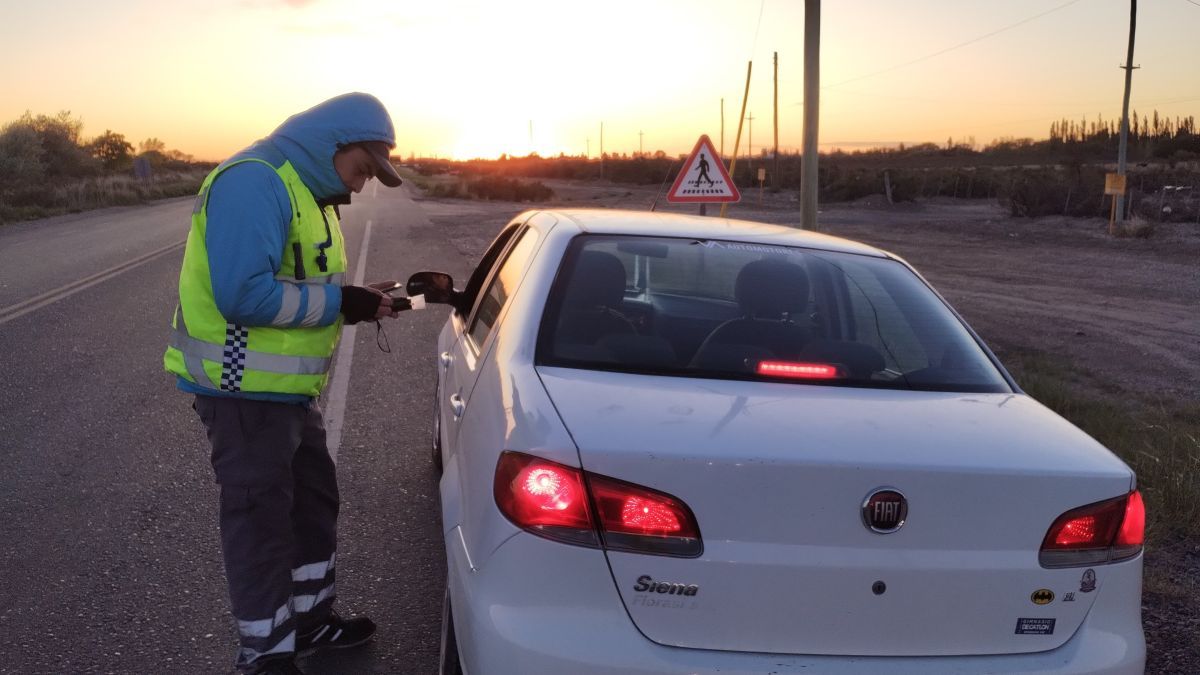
[{"left": 362, "top": 141, "right": 403, "bottom": 187}]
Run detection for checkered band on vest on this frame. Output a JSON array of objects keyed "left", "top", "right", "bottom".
[{"left": 220, "top": 324, "right": 249, "bottom": 391}]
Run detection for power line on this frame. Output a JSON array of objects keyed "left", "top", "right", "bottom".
[
  {"left": 749, "top": 0, "right": 766, "bottom": 60},
  {"left": 824, "top": 0, "right": 1083, "bottom": 89},
  {"left": 1183, "top": 0, "right": 1200, "bottom": 8}
]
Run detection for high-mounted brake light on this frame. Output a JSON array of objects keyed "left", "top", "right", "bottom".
[
  {"left": 1039, "top": 490, "right": 1145, "bottom": 568},
  {"left": 756, "top": 361, "right": 840, "bottom": 379},
  {"left": 494, "top": 451, "right": 703, "bottom": 557}
]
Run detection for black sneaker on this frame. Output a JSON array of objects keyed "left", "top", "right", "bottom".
[
  {"left": 296, "top": 611, "right": 377, "bottom": 655},
  {"left": 247, "top": 658, "right": 304, "bottom": 674}
]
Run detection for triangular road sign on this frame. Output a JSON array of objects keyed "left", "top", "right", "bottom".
[{"left": 667, "top": 135, "right": 740, "bottom": 203}]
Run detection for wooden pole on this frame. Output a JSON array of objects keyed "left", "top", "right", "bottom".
[
  {"left": 1113, "top": 0, "right": 1137, "bottom": 232},
  {"left": 720, "top": 61, "right": 753, "bottom": 218},
  {"left": 773, "top": 51, "right": 780, "bottom": 192}
]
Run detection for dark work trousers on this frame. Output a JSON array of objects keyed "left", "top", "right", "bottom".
[{"left": 193, "top": 395, "right": 339, "bottom": 671}]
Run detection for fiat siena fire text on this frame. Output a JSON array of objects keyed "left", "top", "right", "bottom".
[{"left": 404, "top": 209, "right": 1145, "bottom": 675}]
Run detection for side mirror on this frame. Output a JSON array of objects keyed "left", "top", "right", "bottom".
[{"left": 406, "top": 271, "right": 465, "bottom": 312}]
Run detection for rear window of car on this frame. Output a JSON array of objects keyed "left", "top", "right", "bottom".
[{"left": 535, "top": 234, "right": 1012, "bottom": 393}]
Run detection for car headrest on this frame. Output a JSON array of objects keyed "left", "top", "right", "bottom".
[
  {"left": 734, "top": 258, "right": 809, "bottom": 318},
  {"left": 564, "top": 251, "right": 627, "bottom": 308}
]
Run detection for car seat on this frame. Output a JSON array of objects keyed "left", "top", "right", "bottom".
[
  {"left": 689, "top": 258, "right": 811, "bottom": 371},
  {"left": 555, "top": 251, "right": 637, "bottom": 346}
]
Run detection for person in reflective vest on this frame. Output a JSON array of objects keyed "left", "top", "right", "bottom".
[{"left": 164, "top": 93, "right": 405, "bottom": 675}]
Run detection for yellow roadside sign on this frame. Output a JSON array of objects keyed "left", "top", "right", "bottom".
[{"left": 1105, "top": 173, "right": 1127, "bottom": 196}]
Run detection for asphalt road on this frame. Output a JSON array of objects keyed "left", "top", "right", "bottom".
[{"left": 0, "top": 183, "right": 479, "bottom": 674}]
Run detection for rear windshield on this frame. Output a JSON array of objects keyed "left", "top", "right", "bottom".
[{"left": 536, "top": 235, "right": 1011, "bottom": 393}]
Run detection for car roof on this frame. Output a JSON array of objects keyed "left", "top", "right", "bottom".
[{"left": 546, "top": 208, "right": 890, "bottom": 259}]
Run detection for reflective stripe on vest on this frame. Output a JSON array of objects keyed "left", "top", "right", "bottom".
[{"left": 170, "top": 307, "right": 332, "bottom": 375}]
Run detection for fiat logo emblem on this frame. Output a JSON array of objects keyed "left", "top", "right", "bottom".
[{"left": 862, "top": 488, "right": 908, "bottom": 534}]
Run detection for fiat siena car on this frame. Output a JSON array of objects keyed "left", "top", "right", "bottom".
[{"left": 409, "top": 209, "right": 1145, "bottom": 674}]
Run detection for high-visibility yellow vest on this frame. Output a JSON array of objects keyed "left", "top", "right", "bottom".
[{"left": 164, "top": 159, "right": 347, "bottom": 397}]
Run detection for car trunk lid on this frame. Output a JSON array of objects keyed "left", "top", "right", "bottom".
[{"left": 537, "top": 366, "right": 1133, "bottom": 656}]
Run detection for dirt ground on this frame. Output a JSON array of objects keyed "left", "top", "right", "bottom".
[{"left": 412, "top": 178, "right": 1199, "bottom": 673}]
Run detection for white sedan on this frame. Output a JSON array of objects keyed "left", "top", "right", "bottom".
[{"left": 406, "top": 209, "right": 1145, "bottom": 675}]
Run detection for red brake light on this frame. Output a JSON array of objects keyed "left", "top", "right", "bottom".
[
  {"left": 1039, "top": 490, "right": 1145, "bottom": 568},
  {"left": 757, "top": 361, "right": 840, "bottom": 379},
  {"left": 1115, "top": 490, "right": 1145, "bottom": 548},
  {"left": 1052, "top": 513, "right": 1111, "bottom": 547},
  {"left": 590, "top": 475, "right": 702, "bottom": 557},
  {"left": 621, "top": 496, "right": 682, "bottom": 533},
  {"left": 493, "top": 452, "right": 703, "bottom": 557},
  {"left": 494, "top": 452, "right": 598, "bottom": 547}
]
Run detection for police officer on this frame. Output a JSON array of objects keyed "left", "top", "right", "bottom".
[{"left": 165, "top": 93, "right": 405, "bottom": 674}]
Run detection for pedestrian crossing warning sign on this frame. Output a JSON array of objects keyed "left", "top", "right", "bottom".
[{"left": 667, "top": 135, "right": 740, "bottom": 203}]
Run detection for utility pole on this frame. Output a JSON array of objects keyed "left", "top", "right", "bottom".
[
  {"left": 773, "top": 51, "right": 780, "bottom": 192},
  {"left": 600, "top": 122, "right": 605, "bottom": 179},
  {"left": 529, "top": 120, "right": 533, "bottom": 155},
  {"left": 721, "top": 98, "right": 725, "bottom": 158},
  {"left": 586, "top": 138, "right": 590, "bottom": 159},
  {"left": 639, "top": 130, "right": 644, "bottom": 157},
  {"left": 720, "top": 61, "right": 753, "bottom": 219},
  {"left": 800, "top": 0, "right": 821, "bottom": 230},
  {"left": 1113, "top": 0, "right": 1138, "bottom": 232},
  {"left": 747, "top": 111, "right": 755, "bottom": 171}
]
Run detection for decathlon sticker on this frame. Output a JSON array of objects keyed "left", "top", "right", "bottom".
[
  {"left": 1015, "top": 618, "right": 1056, "bottom": 635},
  {"left": 667, "top": 135, "right": 740, "bottom": 203}
]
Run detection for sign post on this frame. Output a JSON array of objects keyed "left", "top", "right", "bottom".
[
  {"left": 667, "top": 135, "right": 741, "bottom": 214},
  {"left": 1105, "top": 172, "right": 1127, "bottom": 231}
]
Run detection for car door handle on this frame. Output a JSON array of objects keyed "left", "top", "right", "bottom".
[
  {"left": 449, "top": 393, "right": 465, "bottom": 419},
  {"left": 440, "top": 351, "right": 453, "bottom": 369}
]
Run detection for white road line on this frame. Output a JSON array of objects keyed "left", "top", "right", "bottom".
[
  {"left": 323, "top": 219, "right": 373, "bottom": 463},
  {"left": 0, "top": 239, "right": 186, "bottom": 326}
]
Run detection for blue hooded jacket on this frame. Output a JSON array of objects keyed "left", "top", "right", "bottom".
[{"left": 176, "top": 92, "right": 397, "bottom": 402}]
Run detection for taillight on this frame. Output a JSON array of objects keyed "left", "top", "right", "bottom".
[
  {"left": 1039, "top": 490, "right": 1145, "bottom": 568},
  {"left": 590, "top": 474, "right": 702, "bottom": 557},
  {"left": 757, "top": 360, "right": 840, "bottom": 379},
  {"left": 494, "top": 451, "right": 702, "bottom": 557},
  {"left": 494, "top": 452, "right": 598, "bottom": 547}
]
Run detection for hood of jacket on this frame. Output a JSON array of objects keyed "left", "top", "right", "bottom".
[{"left": 266, "top": 92, "right": 396, "bottom": 201}]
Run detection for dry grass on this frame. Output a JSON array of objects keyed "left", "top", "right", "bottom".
[
  {"left": 0, "top": 169, "right": 207, "bottom": 224},
  {"left": 1004, "top": 350, "right": 1200, "bottom": 542}
]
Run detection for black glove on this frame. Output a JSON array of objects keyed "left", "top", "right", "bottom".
[{"left": 340, "top": 285, "right": 384, "bottom": 325}]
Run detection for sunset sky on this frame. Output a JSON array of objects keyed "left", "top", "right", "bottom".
[{"left": 1, "top": 0, "right": 1197, "bottom": 161}]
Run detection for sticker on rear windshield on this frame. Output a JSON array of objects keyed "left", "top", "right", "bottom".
[
  {"left": 1015, "top": 618, "right": 1056, "bottom": 635},
  {"left": 693, "top": 240, "right": 795, "bottom": 256}
]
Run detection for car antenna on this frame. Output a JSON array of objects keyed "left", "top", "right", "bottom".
[{"left": 649, "top": 158, "right": 682, "bottom": 212}]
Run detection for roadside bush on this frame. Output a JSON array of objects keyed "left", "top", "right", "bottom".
[
  {"left": 0, "top": 169, "right": 207, "bottom": 224},
  {"left": 1116, "top": 216, "right": 1155, "bottom": 239},
  {"left": 466, "top": 176, "right": 553, "bottom": 202},
  {"left": 1000, "top": 166, "right": 1108, "bottom": 218},
  {"left": 428, "top": 182, "right": 466, "bottom": 199},
  {"left": 7, "top": 111, "right": 100, "bottom": 180},
  {"left": 0, "top": 124, "right": 46, "bottom": 188}
]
